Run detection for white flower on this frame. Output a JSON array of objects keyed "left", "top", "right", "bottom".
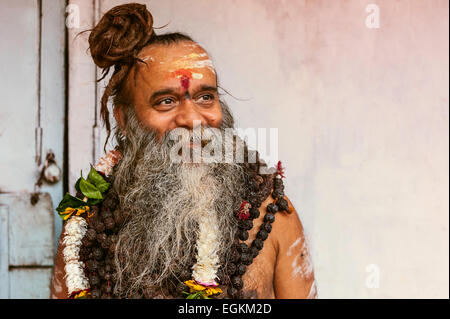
[
  {"left": 65, "top": 261, "right": 89, "bottom": 293},
  {"left": 63, "top": 216, "right": 90, "bottom": 296},
  {"left": 94, "top": 149, "right": 122, "bottom": 176},
  {"left": 63, "top": 245, "right": 80, "bottom": 263},
  {"left": 192, "top": 210, "right": 221, "bottom": 286}
]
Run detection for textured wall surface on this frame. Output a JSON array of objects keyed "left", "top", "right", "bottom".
[{"left": 70, "top": 0, "right": 449, "bottom": 298}]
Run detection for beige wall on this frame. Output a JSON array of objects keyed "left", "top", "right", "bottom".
[{"left": 69, "top": 0, "right": 449, "bottom": 298}]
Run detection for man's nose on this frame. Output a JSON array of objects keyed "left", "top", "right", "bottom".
[{"left": 174, "top": 99, "right": 207, "bottom": 129}]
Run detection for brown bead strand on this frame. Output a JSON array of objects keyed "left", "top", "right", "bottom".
[
  {"left": 225, "top": 167, "right": 279, "bottom": 298},
  {"left": 79, "top": 183, "right": 122, "bottom": 299}
]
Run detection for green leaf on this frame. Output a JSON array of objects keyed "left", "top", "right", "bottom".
[
  {"left": 87, "top": 166, "right": 110, "bottom": 193},
  {"left": 186, "top": 292, "right": 203, "bottom": 299},
  {"left": 184, "top": 290, "right": 212, "bottom": 299},
  {"left": 56, "top": 193, "right": 86, "bottom": 213},
  {"left": 74, "top": 177, "right": 82, "bottom": 193},
  {"left": 79, "top": 178, "right": 103, "bottom": 199}
]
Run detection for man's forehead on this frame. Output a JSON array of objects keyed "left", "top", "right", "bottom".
[
  {"left": 138, "top": 42, "right": 214, "bottom": 71},
  {"left": 135, "top": 42, "right": 217, "bottom": 89}
]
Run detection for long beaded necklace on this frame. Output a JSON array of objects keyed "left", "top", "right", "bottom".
[{"left": 221, "top": 162, "right": 290, "bottom": 298}]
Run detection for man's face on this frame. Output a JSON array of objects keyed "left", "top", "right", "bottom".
[{"left": 119, "top": 41, "right": 223, "bottom": 138}]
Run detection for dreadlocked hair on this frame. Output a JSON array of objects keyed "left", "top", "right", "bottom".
[{"left": 88, "top": 3, "right": 194, "bottom": 149}]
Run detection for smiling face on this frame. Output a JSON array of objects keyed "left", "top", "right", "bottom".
[{"left": 115, "top": 41, "right": 223, "bottom": 138}]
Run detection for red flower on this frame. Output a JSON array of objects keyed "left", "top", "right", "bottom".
[
  {"left": 237, "top": 201, "right": 251, "bottom": 220},
  {"left": 276, "top": 161, "right": 285, "bottom": 178}
]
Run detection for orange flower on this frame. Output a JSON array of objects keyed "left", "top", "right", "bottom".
[
  {"left": 60, "top": 206, "right": 90, "bottom": 221},
  {"left": 73, "top": 289, "right": 91, "bottom": 299},
  {"left": 184, "top": 280, "right": 222, "bottom": 296}
]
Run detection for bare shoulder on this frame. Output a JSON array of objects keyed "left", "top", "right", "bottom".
[{"left": 263, "top": 195, "right": 305, "bottom": 252}]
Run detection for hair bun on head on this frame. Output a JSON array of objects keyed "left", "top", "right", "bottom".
[
  {"left": 88, "top": 3, "right": 154, "bottom": 151},
  {"left": 89, "top": 3, "right": 154, "bottom": 69}
]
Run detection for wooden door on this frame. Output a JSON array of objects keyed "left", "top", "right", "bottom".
[{"left": 0, "top": 0, "right": 65, "bottom": 298}]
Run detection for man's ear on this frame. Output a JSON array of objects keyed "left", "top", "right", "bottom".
[{"left": 113, "top": 105, "right": 127, "bottom": 134}]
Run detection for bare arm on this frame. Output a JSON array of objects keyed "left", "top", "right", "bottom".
[{"left": 272, "top": 197, "right": 317, "bottom": 299}]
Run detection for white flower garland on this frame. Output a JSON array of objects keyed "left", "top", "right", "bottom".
[
  {"left": 63, "top": 216, "right": 89, "bottom": 296},
  {"left": 192, "top": 211, "right": 221, "bottom": 287}
]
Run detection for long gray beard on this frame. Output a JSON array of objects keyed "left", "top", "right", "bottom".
[{"left": 111, "top": 109, "right": 247, "bottom": 298}]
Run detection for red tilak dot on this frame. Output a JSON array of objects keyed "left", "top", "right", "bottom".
[{"left": 181, "top": 75, "right": 190, "bottom": 91}]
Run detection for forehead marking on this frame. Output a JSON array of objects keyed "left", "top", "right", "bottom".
[
  {"left": 168, "top": 69, "right": 192, "bottom": 91},
  {"left": 169, "top": 69, "right": 202, "bottom": 80},
  {"left": 141, "top": 55, "right": 154, "bottom": 62},
  {"left": 137, "top": 48, "right": 213, "bottom": 88},
  {"left": 181, "top": 75, "right": 190, "bottom": 91},
  {"left": 169, "top": 54, "right": 216, "bottom": 75},
  {"left": 192, "top": 72, "right": 203, "bottom": 79}
]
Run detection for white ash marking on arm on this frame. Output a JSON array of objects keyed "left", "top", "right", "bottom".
[
  {"left": 307, "top": 280, "right": 318, "bottom": 299},
  {"left": 286, "top": 237, "right": 302, "bottom": 257},
  {"left": 289, "top": 238, "right": 314, "bottom": 279}
]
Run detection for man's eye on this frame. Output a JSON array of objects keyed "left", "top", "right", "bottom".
[
  {"left": 196, "top": 94, "right": 214, "bottom": 103},
  {"left": 157, "top": 98, "right": 175, "bottom": 105},
  {"left": 153, "top": 97, "right": 178, "bottom": 111}
]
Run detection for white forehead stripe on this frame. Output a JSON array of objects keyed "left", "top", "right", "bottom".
[
  {"left": 192, "top": 72, "right": 203, "bottom": 79},
  {"left": 184, "top": 52, "right": 208, "bottom": 59},
  {"left": 191, "top": 59, "right": 215, "bottom": 70},
  {"left": 169, "top": 59, "right": 216, "bottom": 75},
  {"left": 141, "top": 55, "right": 154, "bottom": 62}
]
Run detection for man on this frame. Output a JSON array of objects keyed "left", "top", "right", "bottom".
[{"left": 51, "top": 3, "right": 316, "bottom": 299}]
